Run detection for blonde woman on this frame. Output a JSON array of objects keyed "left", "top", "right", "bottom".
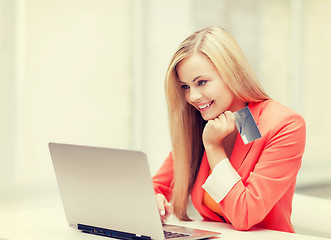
[{"left": 152, "top": 26, "right": 306, "bottom": 233}]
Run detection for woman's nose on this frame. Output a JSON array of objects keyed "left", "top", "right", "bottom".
[{"left": 188, "top": 88, "right": 202, "bottom": 102}]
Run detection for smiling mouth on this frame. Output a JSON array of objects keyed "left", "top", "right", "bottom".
[{"left": 198, "top": 101, "right": 214, "bottom": 110}]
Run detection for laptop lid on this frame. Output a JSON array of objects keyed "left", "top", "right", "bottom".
[{"left": 49, "top": 142, "right": 165, "bottom": 239}]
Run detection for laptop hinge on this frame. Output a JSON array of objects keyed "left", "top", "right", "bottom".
[{"left": 78, "top": 224, "right": 151, "bottom": 240}]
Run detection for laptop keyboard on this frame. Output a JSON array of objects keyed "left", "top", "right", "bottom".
[{"left": 163, "top": 230, "right": 190, "bottom": 239}]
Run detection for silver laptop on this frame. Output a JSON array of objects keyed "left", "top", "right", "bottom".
[{"left": 49, "top": 142, "right": 221, "bottom": 240}]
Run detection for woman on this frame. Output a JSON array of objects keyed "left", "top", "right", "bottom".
[{"left": 152, "top": 26, "right": 306, "bottom": 233}]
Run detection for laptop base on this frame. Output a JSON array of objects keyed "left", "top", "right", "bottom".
[{"left": 78, "top": 224, "right": 151, "bottom": 240}]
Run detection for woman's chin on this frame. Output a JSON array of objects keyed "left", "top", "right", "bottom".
[{"left": 200, "top": 112, "right": 218, "bottom": 121}]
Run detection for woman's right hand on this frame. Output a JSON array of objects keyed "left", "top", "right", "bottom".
[
  {"left": 156, "top": 193, "right": 173, "bottom": 223},
  {"left": 202, "top": 111, "right": 236, "bottom": 148}
]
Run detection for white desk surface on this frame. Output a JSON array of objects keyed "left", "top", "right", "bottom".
[{"left": 0, "top": 193, "right": 329, "bottom": 240}]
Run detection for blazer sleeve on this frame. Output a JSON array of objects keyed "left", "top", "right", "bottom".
[
  {"left": 152, "top": 152, "right": 174, "bottom": 201},
  {"left": 218, "top": 112, "right": 306, "bottom": 230}
]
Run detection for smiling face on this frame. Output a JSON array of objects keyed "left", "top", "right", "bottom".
[{"left": 177, "top": 52, "right": 246, "bottom": 121}]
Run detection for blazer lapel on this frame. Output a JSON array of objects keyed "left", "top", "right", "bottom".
[{"left": 230, "top": 101, "right": 263, "bottom": 171}]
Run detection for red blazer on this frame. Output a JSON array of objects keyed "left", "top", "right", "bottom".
[{"left": 152, "top": 100, "right": 306, "bottom": 233}]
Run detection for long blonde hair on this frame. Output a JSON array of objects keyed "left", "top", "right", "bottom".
[{"left": 165, "top": 27, "right": 269, "bottom": 220}]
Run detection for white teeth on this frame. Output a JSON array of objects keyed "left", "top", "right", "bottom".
[{"left": 198, "top": 103, "right": 211, "bottom": 109}]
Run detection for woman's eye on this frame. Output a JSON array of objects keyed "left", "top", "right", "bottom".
[
  {"left": 198, "top": 80, "right": 207, "bottom": 86},
  {"left": 181, "top": 85, "right": 190, "bottom": 90}
]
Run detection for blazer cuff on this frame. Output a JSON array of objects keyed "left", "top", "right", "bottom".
[{"left": 202, "top": 158, "right": 241, "bottom": 203}]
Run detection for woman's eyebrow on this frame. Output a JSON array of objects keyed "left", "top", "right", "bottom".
[{"left": 192, "top": 76, "right": 202, "bottom": 82}]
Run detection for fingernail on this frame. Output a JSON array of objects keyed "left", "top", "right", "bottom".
[{"left": 160, "top": 210, "right": 165, "bottom": 216}]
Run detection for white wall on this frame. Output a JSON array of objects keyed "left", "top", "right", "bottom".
[
  {"left": 0, "top": 0, "right": 17, "bottom": 188},
  {"left": 1, "top": 0, "right": 133, "bottom": 193}
]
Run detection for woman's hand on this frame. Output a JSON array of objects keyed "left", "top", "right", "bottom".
[
  {"left": 155, "top": 193, "right": 173, "bottom": 223},
  {"left": 202, "top": 111, "right": 236, "bottom": 148},
  {"left": 202, "top": 111, "right": 236, "bottom": 169}
]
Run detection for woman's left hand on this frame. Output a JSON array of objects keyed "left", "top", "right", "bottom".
[{"left": 202, "top": 111, "right": 236, "bottom": 148}]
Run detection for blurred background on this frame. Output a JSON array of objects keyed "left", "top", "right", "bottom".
[{"left": 1, "top": 0, "right": 331, "bottom": 230}]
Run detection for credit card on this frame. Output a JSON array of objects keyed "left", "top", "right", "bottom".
[{"left": 234, "top": 107, "right": 261, "bottom": 144}]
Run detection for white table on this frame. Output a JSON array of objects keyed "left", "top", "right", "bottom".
[{"left": 0, "top": 193, "right": 329, "bottom": 240}]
